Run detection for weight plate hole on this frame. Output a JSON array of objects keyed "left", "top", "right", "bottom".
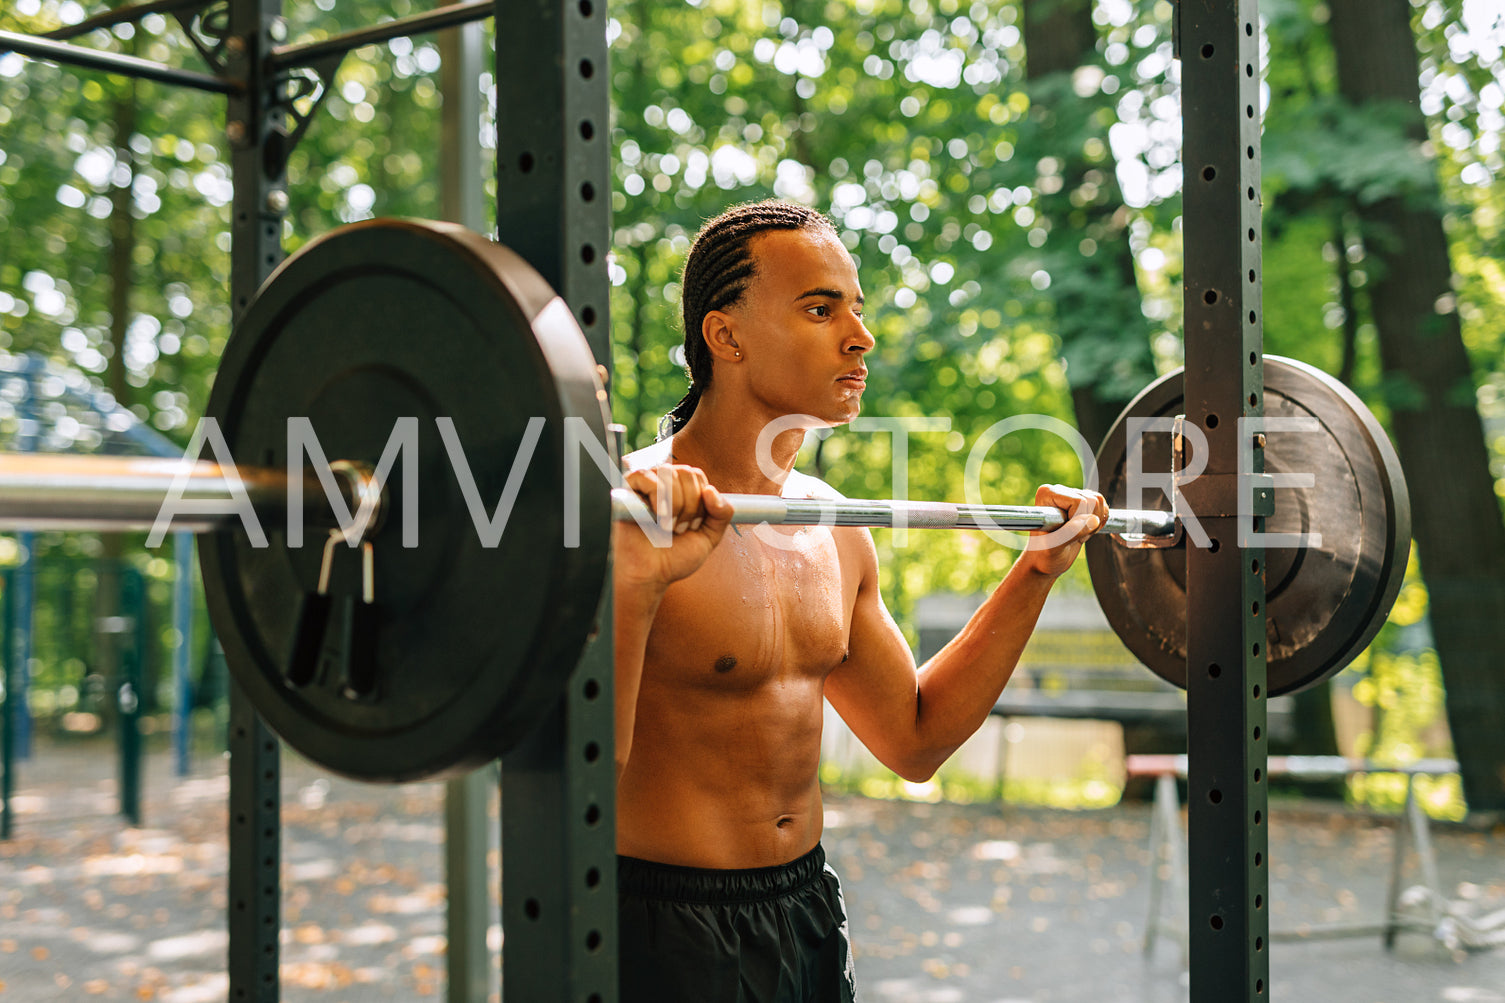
[
  {"left": 1210, "top": 915, "right": 1224, "bottom": 931},
  {"left": 524, "top": 898, "right": 541, "bottom": 920}
]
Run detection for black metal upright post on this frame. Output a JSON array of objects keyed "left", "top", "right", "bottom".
[
  {"left": 495, "top": 0, "right": 616, "bottom": 1000},
  {"left": 225, "top": 1, "right": 287, "bottom": 999},
  {"left": 1, "top": 569, "right": 13, "bottom": 841},
  {"left": 1179, "top": 2, "right": 1270, "bottom": 1000}
]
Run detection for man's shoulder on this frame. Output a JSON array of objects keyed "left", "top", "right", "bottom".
[
  {"left": 782, "top": 468, "right": 845, "bottom": 501},
  {"left": 623, "top": 438, "right": 672, "bottom": 473}
]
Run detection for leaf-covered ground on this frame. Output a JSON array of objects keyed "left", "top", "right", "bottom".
[{"left": 1, "top": 738, "right": 1502, "bottom": 1002}]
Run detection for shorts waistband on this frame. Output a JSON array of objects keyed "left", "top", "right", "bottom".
[{"left": 617, "top": 843, "right": 827, "bottom": 905}]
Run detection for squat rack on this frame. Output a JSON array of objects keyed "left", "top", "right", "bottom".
[{"left": 0, "top": 1, "right": 1267, "bottom": 1000}]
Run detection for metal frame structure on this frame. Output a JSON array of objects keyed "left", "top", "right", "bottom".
[
  {"left": 1, "top": 0, "right": 1273, "bottom": 999},
  {"left": 1178, "top": 1, "right": 1270, "bottom": 999}
]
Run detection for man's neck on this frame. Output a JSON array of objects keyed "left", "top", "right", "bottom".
[{"left": 670, "top": 394, "right": 808, "bottom": 495}]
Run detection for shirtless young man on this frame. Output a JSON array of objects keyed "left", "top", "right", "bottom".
[{"left": 612, "top": 200, "right": 1107, "bottom": 1002}]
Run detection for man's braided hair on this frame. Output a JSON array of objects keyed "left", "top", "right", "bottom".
[{"left": 659, "top": 199, "right": 838, "bottom": 439}]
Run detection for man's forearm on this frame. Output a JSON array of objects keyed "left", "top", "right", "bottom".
[{"left": 910, "top": 559, "right": 1060, "bottom": 770}]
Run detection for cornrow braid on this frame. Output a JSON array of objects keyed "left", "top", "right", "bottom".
[{"left": 658, "top": 199, "right": 838, "bottom": 439}]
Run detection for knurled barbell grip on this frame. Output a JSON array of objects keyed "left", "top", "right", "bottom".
[{"left": 609, "top": 488, "right": 1177, "bottom": 537}]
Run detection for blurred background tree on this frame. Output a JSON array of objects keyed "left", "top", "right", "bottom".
[{"left": 1, "top": 0, "right": 1502, "bottom": 811}]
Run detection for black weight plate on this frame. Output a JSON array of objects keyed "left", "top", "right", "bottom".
[
  {"left": 201, "top": 219, "right": 610, "bottom": 782},
  {"left": 1086, "top": 356, "right": 1411, "bottom": 696}
]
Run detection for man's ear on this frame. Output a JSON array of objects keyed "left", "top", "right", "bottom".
[{"left": 702, "top": 310, "right": 742, "bottom": 363}]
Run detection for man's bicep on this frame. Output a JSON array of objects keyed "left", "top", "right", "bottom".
[{"left": 824, "top": 534, "right": 922, "bottom": 763}]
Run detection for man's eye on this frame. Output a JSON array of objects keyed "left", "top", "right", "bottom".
[{"left": 808, "top": 304, "right": 829, "bottom": 317}]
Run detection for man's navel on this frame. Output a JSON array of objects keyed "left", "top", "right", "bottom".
[{"left": 714, "top": 655, "right": 737, "bottom": 674}]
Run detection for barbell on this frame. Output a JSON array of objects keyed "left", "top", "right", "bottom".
[{"left": 0, "top": 219, "right": 1410, "bottom": 782}]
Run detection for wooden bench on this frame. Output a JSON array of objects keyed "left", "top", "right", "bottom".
[{"left": 1131, "top": 753, "right": 1462, "bottom": 964}]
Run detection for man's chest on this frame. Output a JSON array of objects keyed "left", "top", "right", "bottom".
[{"left": 645, "top": 525, "right": 857, "bottom": 687}]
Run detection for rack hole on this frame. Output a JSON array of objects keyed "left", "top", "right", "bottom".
[
  {"left": 1210, "top": 915, "right": 1224, "bottom": 931},
  {"left": 1248, "top": 227, "right": 1256, "bottom": 242},
  {"left": 581, "top": 181, "right": 596, "bottom": 202},
  {"left": 1246, "top": 104, "right": 1254, "bottom": 118},
  {"left": 1209, "top": 663, "right": 1222, "bottom": 679},
  {"left": 578, "top": 0, "right": 593, "bottom": 15},
  {"left": 1204, "top": 289, "right": 1219, "bottom": 305},
  {"left": 1209, "top": 538, "right": 1221, "bottom": 553},
  {"left": 1206, "top": 413, "right": 1220, "bottom": 429},
  {"left": 583, "top": 678, "right": 600, "bottom": 700},
  {"left": 1250, "top": 351, "right": 1258, "bottom": 365},
  {"left": 1249, "top": 269, "right": 1256, "bottom": 283},
  {"left": 1246, "top": 63, "right": 1254, "bottom": 77},
  {"left": 1254, "top": 768, "right": 1263, "bottom": 783},
  {"left": 1255, "top": 894, "right": 1264, "bottom": 909},
  {"left": 1209, "top": 789, "right": 1223, "bottom": 805},
  {"left": 1249, "top": 310, "right": 1257, "bottom": 324},
  {"left": 581, "top": 244, "right": 596, "bottom": 264},
  {"left": 586, "top": 929, "right": 602, "bottom": 951},
  {"left": 519, "top": 152, "right": 535, "bottom": 173},
  {"left": 1253, "top": 726, "right": 1262, "bottom": 741},
  {"left": 1246, "top": 145, "right": 1255, "bottom": 159},
  {"left": 1253, "top": 684, "right": 1262, "bottom": 699},
  {"left": 585, "top": 867, "right": 601, "bottom": 888},
  {"left": 525, "top": 898, "right": 541, "bottom": 920},
  {"left": 1246, "top": 22, "right": 1254, "bottom": 35},
  {"left": 579, "top": 58, "right": 594, "bottom": 79},
  {"left": 1254, "top": 809, "right": 1263, "bottom": 824},
  {"left": 584, "top": 741, "right": 600, "bottom": 763},
  {"left": 581, "top": 305, "right": 598, "bottom": 327},
  {"left": 1249, "top": 392, "right": 1258, "bottom": 407},
  {"left": 579, "top": 120, "right": 595, "bottom": 140},
  {"left": 1252, "top": 559, "right": 1261, "bottom": 573},
  {"left": 1255, "top": 852, "right": 1263, "bottom": 866},
  {"left": 584, "top": 803, "right": 601, "bottom": 826},
  {"left": 1256, "top": 935, "right": 1264, "bottom": 950},
  {"left": 1252, "top": 601, "right": 1260, "bottom": 615},
  {"left": 1247, "top": 185, "right": 1256, "bottom": 201},
  {"left": 1202, "top": 165, "right": 1216, "bottom": 181}
]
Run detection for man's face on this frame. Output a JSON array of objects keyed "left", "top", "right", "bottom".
[{"left": 719, "top": 227, "right": 874, "bottom": 427}]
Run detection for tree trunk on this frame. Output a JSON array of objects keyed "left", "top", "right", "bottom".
[
  {"left": 1021, "top": 0, "right": 1156, "bottom": 446},
  {"left": 1329, "top": 0, "right": 1505, "bottom": 812}
]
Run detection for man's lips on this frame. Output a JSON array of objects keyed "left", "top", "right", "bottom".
[{"left": 838, "top": 370, "right": 868, "bottom": 390}]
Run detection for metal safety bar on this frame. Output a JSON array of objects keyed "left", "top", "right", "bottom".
[
  {"left": 271, "top": 1, "right": 494, "bottom": 70},
  {"left": 610, "top": 488, "right": 1177, "bottom": 537},
  {"left": 0, "top": 29, "right": 237, "bottom": 93}
]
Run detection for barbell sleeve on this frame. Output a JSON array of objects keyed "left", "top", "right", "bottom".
[
  {"left": 610, "top": 488, "right": 1176, "bottom": 537},
  {"left": 0, "top": 454, "right": 377, "bottom": 534}
]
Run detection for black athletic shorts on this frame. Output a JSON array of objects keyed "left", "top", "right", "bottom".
[{"left": 617, "top": 843, "right": 858, "bottom": 1003}]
